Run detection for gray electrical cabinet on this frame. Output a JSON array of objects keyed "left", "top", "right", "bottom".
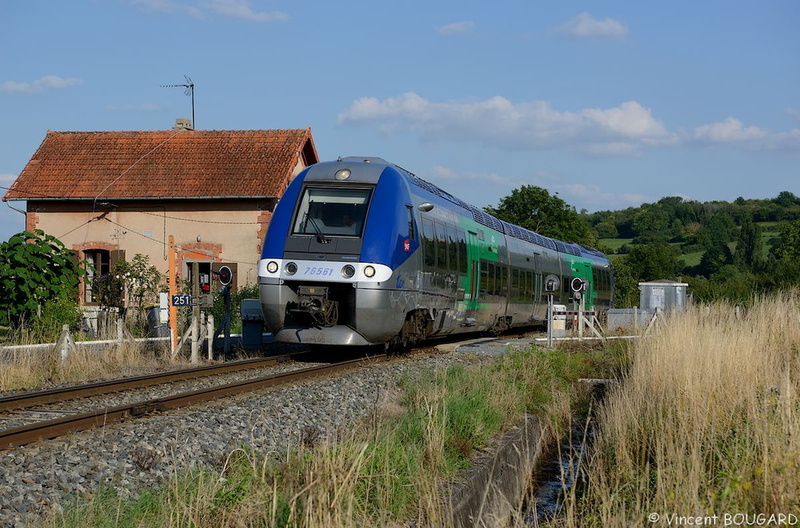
[{"left": 638, "top": 280, "right": 688, "bottom": 313}]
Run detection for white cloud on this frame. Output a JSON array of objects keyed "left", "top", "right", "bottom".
[
  {"left": 340, "top": 92, "right": 800, "bottom": 154},
  {"left": 435, "top": 21, "right": 475, "bottom": 36},
  {"left": 557, "top": 12, "right": 628, "bottom": 40},
  {"left": 128, "top": 0, "right": 288, "bottom": 21},
  {"left": 784, "top": 107, "right": 800, "bottom": 124},
  {"left": 0, "top": 173, "right": 16, "bottom": 182},
  {"left": 429, "top": 165, "right": 518, "bottom": 187},
  {"left": 693, "top": 117, "right": 800, "bottom": 150},
  {"left": 126, "top": 0, "right": 200, "bottom": 17},
  {"left": 0, "top": 75, "right": 83, "bottom": 94},
  {"left": 201, "top": 0, "right": 288, "bottom": 22},
  {"left": 557, "top": 183, "right": 649, "bottom": 210},
  {"left": 338, "top": 92, "right": 675, "bottom": 156}
]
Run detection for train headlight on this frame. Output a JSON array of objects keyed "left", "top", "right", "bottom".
[
  {"left": 334, "top": 168, "right": 351, "bottom": 181},
  {"left": 363, "top": 265, "right": 376, "bottom": 278},
  {"left": 342, "top": 265, "right": 356, "bottom": 278},
  {"left": 266, "top": 261, "right": 279, "bottom": 274},
  {"left": 285, "top": 262, "right": 297, "bottom": 275}
]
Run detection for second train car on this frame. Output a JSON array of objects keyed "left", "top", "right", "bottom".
[{"left": 258, "top": 157, "right": 613, "bottom": 348}]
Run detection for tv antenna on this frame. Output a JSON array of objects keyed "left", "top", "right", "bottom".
[{"left": 161, "top": 75, "right": 195, "bottom": 128}]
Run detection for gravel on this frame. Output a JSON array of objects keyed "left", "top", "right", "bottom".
[{"left": 0, "top": 339, "right": 525, "bottom": 527}]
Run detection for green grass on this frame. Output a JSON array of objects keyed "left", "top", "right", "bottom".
[{"left": 599, "top": 238, "right": 633, "bottom": 253}]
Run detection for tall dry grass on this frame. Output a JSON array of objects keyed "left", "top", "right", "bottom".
[
  {"left": 0, "top": 342, "right": 173, "bottom": 392},
  {"left": 560, "top": 293, "right": 800, "bottom": 526}
]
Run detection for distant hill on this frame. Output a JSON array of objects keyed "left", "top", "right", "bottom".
[{"left": 580, "top": 192, "right": 800, "bottom": 305}]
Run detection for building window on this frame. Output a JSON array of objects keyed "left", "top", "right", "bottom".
[{"left": 85, "top": 249, "right": 111, "bottom": 304}]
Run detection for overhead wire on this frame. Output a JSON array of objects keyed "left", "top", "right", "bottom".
[{"left": 101, "top": 217, "right": 259, "bottom": 267}]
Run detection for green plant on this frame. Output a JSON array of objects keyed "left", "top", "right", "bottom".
[
  {"left": 113, "top": 254, "right": 163, "bottom": 310},
  {"left": 29, "top": 291, "right": 82, "bottom": 342},
  {"left": 0, "top": 230, "right": 87, "bottom": 328},
  {"left": 209, "top": 282, "right": 259, "bottom": 334}
]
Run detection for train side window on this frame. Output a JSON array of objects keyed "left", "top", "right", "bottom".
[
  {"left": 457, "top": 229, "right": 467, "bottom": 274},
  {"left": 522, "top": 269, "right": 530, "bottom": 301},
  {"left": 486, "top": 262, "right": 493, "bottom": 296},
  {"left": 422, "top": 218, "right": 436, "bottom": 268},
  {"left": 479, "top": 260, "right": 489, "bottom": 298},
  {"left": 447, "top": 225, "right": 459, "bottom": 273},
  {"left": 435, "top": 221, "right": 448, "bottom": 271},
  {"left": 512, "top": 268, "right": 520, "bottom": 301}
]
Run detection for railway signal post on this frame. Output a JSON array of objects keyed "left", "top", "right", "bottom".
[{"left": 213, "top": 266, "right": 234, "bottom": 358}]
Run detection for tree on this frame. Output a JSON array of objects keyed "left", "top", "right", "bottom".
[
  {"left": 734, "top": 216, "right": 762, "bottom": 271},
  {"left": 0, "top": 230, "right": 87, "bottom": 327},
  {"left": 485, "top": 185, "right": 595, "bottom": 245},
  {"left": 622, "top": 244, "right": 681, "bottom": 282},
  {"left": 769, "top": 220, "right": 800, "bottom": 261},
  {"left": 609, "top": 258, "right": 639, "bottom": 308},
  {"left": 698, "top": 243, "right": 733, "bottom": 277}
]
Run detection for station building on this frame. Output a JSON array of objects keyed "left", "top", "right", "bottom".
[{"left": 2, "top": 123, "right": 319, "bottom": 307}]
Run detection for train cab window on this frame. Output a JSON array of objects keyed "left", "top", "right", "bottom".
[
  {"left": 406, "top": 206, "right": 416, "bottom": 240},
  {"left": 292, "top": 187, "right": 371, "bottom": 237}
]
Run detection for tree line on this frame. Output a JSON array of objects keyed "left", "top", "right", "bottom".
[{"left": 487, "top": 187, "right": 800, "bottom": 307}]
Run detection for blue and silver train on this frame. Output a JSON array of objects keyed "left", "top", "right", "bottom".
[{"left": 258, "top": 157, "right": 613, "bottom": 348}]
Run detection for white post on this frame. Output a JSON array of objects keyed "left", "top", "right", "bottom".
[
  {"left": 191, "top": 313, "right": 199, "bottom": 363},
  {"left": 546, "top": 295, "right": 553, "bottom": 348},
  {"left": 207, "top": 313, "right": 215, "bottom": 361},
  {"left": 191, "top": 261, "right": 200, "bottom": 364},
  {"left": 57, "top": 324, "right": 73, "bottom": 363}
]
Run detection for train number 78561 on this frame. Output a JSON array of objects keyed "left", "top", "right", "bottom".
[{"left": 304, "top": 266, "right": 334, "bottom": 276}]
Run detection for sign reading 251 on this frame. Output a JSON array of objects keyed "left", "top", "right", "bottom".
[{"left": 171, "top": 294, "right": 192, "bottom": 306}]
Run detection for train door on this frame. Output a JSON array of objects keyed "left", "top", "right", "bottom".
[
  {"left": 433, "top": 220, "right": 458, "bottom": 333},
  {"left": 463, "top": 230, "right": 482, "bottom": 325},
  {"left": 532, "top": 252, "right": 545, "bottom": 320}
]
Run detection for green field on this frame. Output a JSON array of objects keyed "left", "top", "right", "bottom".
[{"left": 598, "top": 238, "right": 633, "bottom": 253}]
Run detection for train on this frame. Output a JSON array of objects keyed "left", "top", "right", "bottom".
[{"left": 257, "top": 157, "right": 613, "bottom": 349}]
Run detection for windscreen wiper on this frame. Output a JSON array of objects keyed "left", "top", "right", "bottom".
[{"left": 304, "top": 213, "right": 331, "bottom": 244}]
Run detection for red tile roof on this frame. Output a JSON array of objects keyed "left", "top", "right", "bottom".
[{"left": 3, "top": 129, "right": 319, "bottom": 201}]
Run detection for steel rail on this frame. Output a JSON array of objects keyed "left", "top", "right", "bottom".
[
  {"left": 0, "top": 355, "right": 299, "bottom": 412},
  {"left": 0, "top": 354, "right": 386, "bottom": 450}
]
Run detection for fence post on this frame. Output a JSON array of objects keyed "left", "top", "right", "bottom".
[
  {"left": 56, "top": 324, "right": 74, "bottom": 363},
  {"left": 207, "top": 314, "right": 215, "bottom": 361}
]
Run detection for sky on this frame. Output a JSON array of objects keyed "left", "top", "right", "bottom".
[{"left": 1, "top": 0, "right": 798, "bottom": 243}]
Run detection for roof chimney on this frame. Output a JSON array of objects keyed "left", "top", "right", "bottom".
[{"left": 173, "top": 118, "right": 193, "bottom": 130}]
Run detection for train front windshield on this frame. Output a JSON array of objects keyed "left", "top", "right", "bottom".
[{"left": 292, "top": 187, "right": 371, "bottom": 237}]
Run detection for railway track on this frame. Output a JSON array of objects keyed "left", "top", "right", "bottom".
[{"left": 0, "top": 352, "right": 388, "bottom": 450}]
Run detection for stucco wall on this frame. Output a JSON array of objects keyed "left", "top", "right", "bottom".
[{"left": 28, "top": 199, "right": 276, "bottom": 300}]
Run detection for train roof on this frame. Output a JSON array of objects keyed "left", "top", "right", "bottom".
[
  {"left": 314, "top": 157, "right": 608, "bottom": 261},
  {"left": 399, "top": 165, "right": 604, "bottom": 259}
]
